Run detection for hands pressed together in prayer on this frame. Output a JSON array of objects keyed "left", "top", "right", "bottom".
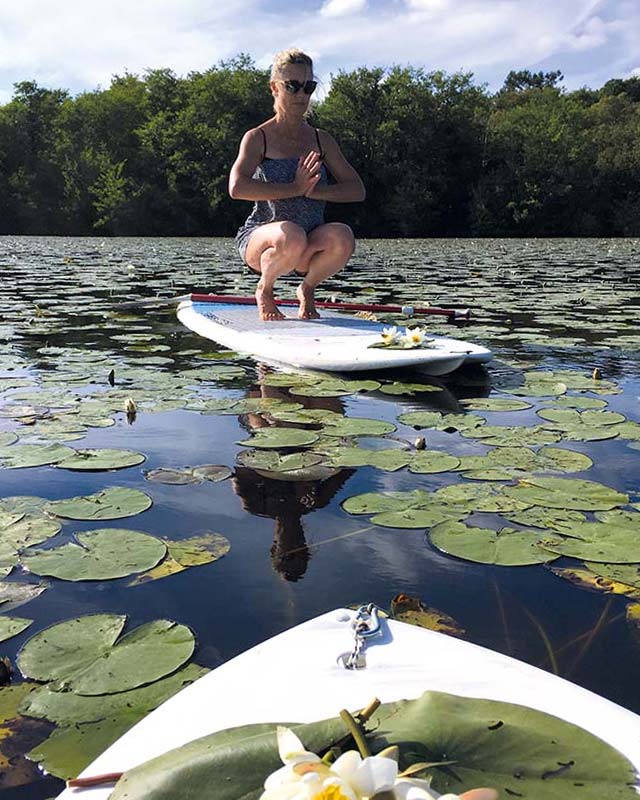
[{"left": 294, "top": 150, "right": 322, "bottom": 197}]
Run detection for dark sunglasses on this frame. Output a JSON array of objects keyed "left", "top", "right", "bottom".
[{"left": 280, "top": 79, "right": 317, "bottom": 95}]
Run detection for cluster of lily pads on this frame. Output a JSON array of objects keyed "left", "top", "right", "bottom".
[{"left": 1, "top": 237, "right": 639, "bottom": 792}]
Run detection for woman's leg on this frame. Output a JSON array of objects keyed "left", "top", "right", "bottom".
[
  {"left": 244, "top": 222, "right": 308, "bottom": 321},
  {"left": 295, "top": 223, "right": 355, "bottom": 319}
]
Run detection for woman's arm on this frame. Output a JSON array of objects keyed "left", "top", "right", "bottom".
[
  {"left": 228, "top": 129, "right": 320, "bottom": 201},
  {"left": 306, "top": 131, "right": 366, "bottom": 203}
]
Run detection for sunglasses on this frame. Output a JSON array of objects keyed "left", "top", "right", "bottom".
[{"left": 279, "top": 79, "right": 317, "bottom": 95}]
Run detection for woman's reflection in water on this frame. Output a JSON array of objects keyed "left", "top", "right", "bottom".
[
  {"left": 233, "top": 363, "right": 354, "bottom": 581},
  {"left": 233, "top": 467, "right": 354, "bottom": 581}
]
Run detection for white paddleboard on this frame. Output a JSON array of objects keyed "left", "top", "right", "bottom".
[
  {"left": 177, "top": 301, "right": 492, "bottom": 375},
  {"left": 58, "top": 608, "right": 640, "bottom": 799}
]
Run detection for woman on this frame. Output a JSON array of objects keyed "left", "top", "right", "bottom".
[{"left": 229, "top": 48, "right": 365, "bottom": 321}]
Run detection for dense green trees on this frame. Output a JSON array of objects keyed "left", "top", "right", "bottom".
[{"left": 0, "top": 58, "right": 638, "bottom": 236}]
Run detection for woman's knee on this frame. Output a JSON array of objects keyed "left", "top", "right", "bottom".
[
  {"left": 326, "top": 223, "right": 355, "bottom": 259},
  {"left": 272, "top": 222, "right": 307, "bottom": 257}
]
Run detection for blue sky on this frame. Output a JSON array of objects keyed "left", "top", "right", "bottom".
[{"left": 0, "top": 0, "right": 638, "bottom": 104}]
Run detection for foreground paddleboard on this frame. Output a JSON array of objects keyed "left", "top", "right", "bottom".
[
  {"left": 177, "top": 300, "right": 492, "bottom": 375},
  {"left": 58, "top": 608, "right": 640, "bottom": 798}
]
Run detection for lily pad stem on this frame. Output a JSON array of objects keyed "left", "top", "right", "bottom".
[{"left": 340, "top": 708, "right": 371, "bottom": 758}]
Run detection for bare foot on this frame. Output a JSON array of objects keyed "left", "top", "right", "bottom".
[
  {"left": 256, "top": 285, "right": 285, "bottom": 321},
  {"left": 296, "top": 283, "right": 320, "bottom": 320}
]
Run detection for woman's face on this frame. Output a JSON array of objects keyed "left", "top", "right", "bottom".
[{"left": 271, "top": 63, "right": 315, "bottom": 114}]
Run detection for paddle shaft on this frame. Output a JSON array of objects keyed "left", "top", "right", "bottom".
[{"left": 190, "top": 294, "right": 469, "bottom": 319}]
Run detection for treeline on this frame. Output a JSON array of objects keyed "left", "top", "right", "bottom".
[{"left": 1, "top": 55, "right": 639, "bottom": 237}]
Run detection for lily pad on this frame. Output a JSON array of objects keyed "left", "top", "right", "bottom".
[
  {"left": 109, "top": 690, "right": 637, "bottom": 800},
  {"left": 543, "top": 396, "right": 608, "bottom": 410},
  {"left": 191, "top": 465, "right": 233, "bottom": 482},
  {"left": 0, "top": 615, "right": 32, "bottom": 642},
  {"left": 46, "top": 487, "right": 152, "bottom": 520},
  {"left": 430, "top": 520, "right": 559, "bottom": 566},
  {"left": 0, "top": 443, "right": 75, "bottom": 468},
  {"left": 55, "top": 448, "right": 146, "bottom": 470},
  {"left": 321, "top": 417, "right": 396, "bottom": 437},
  {"left": 18, "top": 615, "right": 195, "bottom": 695},
  {"left": 503, "top": 477, "right": 628, "bottom": 511},
  {"left": 459, "top": 397, "right": 532, "bottom": 412},
  {"left": 462, "top": 425, "right": 562, "bottom": 446},
  {"left": 408, "top": 450, "right": 461, "bottom": 473},
  {"left": 341, "top": 489, "right": 432, "bottom": 515},
  {"left": 0, "top": 581, "right": 47, "bottom": 612},
  {"left": 236, "top": 428, "right": 319, "bottom": 449},
  {"left": 502, "top": 507, "right": 587, "bottom": 531},
  {"left": 290, "top": 378, "right": 380, "bottom": 396},
  {"left": 549, "top": 567, "right": 640, "bottom": 600},
  {"left": 390, "top": 593, "right": 464, "bottom": 636},
  {"left": 378, "top": 381, "right": 442, "bottom": 396},
  {"left": 22, "top": 528, "right": 166, "bottom": 581},
  {"left": 327, "top": 446, "right": 411, "bottom": 471},
  {"left": 372, "top": 506, "right": 466, "bottom": 529},
  {"left": 130, "top": 534, "right": 231, "bottom": 585},
  {"left": 0, "top": 432, "right": 18, "bottom": 446},
  {"left": 584, "top": 563, "right": 640, "bottom": 589},
  {"left": 20, "top": 662, "right": 209, "bottom": 725},
  {"left": 144, "top": 468, "right": 201, "bottom": 484},
  {"left": 540, "top": 526, "right": 640, "bottom": 563}
]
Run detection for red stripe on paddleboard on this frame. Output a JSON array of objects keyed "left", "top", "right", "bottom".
[{"left": 189, "top": 294, "right": 467, "bottom": 318}]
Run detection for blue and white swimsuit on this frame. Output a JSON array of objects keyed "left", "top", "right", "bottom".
[{"left": 235, "top": 127, "right": 328, "bottom": 262}]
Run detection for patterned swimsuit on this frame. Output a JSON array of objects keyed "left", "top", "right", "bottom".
[{"left": 235, "top": 127, "right": 328, "bottom": 262}]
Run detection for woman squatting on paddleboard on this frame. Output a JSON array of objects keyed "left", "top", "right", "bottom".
[{"left": 229, "top": 48, "right": 365, "bottom": 321}]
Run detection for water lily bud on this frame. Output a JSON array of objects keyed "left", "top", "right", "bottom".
[
  {"left": 125, "top": 398, "right": 137, "bottom": 415},
  {"left": 414, "top": 437, "right": 426, "bottom": 450},
  {"left": 592, "top": 367, "right": 602, "bottom": 380}
]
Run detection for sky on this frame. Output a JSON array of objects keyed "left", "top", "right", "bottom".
[{"left": 0, "top": 0, "right": 638, "bottom": 104}]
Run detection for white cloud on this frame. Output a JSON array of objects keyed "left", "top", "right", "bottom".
[
  {"left": 0, "top": 0, "right": 638, "bottom": 101},
  {"left": 319, "top": 0, "right": 367, "bottom": 17}
]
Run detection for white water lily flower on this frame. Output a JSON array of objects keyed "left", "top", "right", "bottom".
[
  {"left": 381, "top": 326, "right": 401, "bottom": 344},
  {"left": 260, "top": 727, "right": 399, "bottom": 800},
  {"left": 404, "top": 326, "right": 426, "bottom": 346}
]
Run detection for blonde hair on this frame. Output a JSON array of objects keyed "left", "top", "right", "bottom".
[{"left": 270, "top": 48, "right": 314, "bottom": 80}]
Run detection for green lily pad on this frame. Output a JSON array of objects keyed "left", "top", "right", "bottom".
[
  {"left": 378, "top": 381, "right": 442, "bottom": 396},
  {"left": 390, "top": 593, "right": 465, "bottom": 635},
  {"left": 27, "top": 713, "right": 142, "bottom": 780},
  {"left": 0, "top": 432, "right": 18, "bottom": 446},
  {"left": 290, "top": 378, "right": 380, "bottom": 396},
  {"left": 129, "top": 534, "right": 230, "bottom": 585},
  {"left": 20, "top": 662, "right": 209, "bottom": 725},
  {"left": 543, "top": 396, "right": 608, "bottom": 410},
  {"left": 18, "top": 615, "right": 195, "bottom": 695},
  {"left": 55, "top": 448, "right": 146, "bottom": 470},
  {"left": 462, "top": 425, "right": 562, "bottom": 446},
  {"left": 22, "top": 528, "right": 166, "bottom": 581},
  {"left": 537, "top": 409, "right": 625, "bottom": 427},
  {"left": 372, "top": 506, "right": 466, "bottom": 528},
  {"left": 506, "top": 380, "right": 567, "bottom": 397},
  {"left": 0, "top": 615, "right": 32, "bottom": 642},
  {"left": 322, "top": 417, "right": 397, "bottom": 437},
  {"left": 614, "top": 421, "right": 640, "bottom": 441},
  {"left": 594, "top": 509, "right": 640, "bottom": 528},
  {"left": 144, "top": 468, "right": 201, "bottom": 484},
  {"left": 540, "top": 526, "right": 640, "bottom": 563},
  {"left": 0, "top": 496, "right": 47, "bottom": 515},
  {"left": 459, "top": 397, "right": 532, "bottom": 412},
  {"left": 46, "top": 487, "right": 152, "bottom": 520},
  {"left": 327, "top": 446, "right": 411, "bottom": 471},
  {"left": 109, "top": 690, "right": 637, "bottom": 800},
  {"left": 502, "top": 507, "right": 587, "bottom": 531},
  {"left": 408, "top": 450, "right": 461, "bottom": 473},
  {"left": 503, "top": 477, "right": 628, "bottom": 510},
  {"left": 430, "top": 520, "right": 559, "bottom": 565},
  {"left": 236, "top": 427, "right": 319, "bottom": 449},
  {"left": 341, "top": 489, "right": 432, "bottom": 515},
  {"left": 269, "top": 409, "right": 342, "bottom": 425},
  {"left": 433, "top": 482, "right": 531, "bottom": 513},
  {"left": 0, "top": 443, "right": 75, "bottom": 468},
  {"left": 2, "top": 516, "right": 62, "bottom": 548},
  {"left": 398, "top": 411, "right": 485, "bottom": 433}
]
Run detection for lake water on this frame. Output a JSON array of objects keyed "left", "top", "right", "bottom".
[{"left": 1, "top": 236, "right": 639, "bottom": 797}]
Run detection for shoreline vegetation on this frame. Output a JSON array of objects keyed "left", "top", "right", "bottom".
[{"left": 1, "top": 55, "right": 639, "bottom": 238}]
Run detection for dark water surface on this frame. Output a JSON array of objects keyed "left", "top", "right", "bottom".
[{"left": 1, "top": 236, "right": 639, "bottom": 796}]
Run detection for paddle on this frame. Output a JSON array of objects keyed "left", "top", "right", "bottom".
[{"left": 115, "top": 293, "right": 470, "bottom": 319}]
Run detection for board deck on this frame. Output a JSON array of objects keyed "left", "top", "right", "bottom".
[
  {"left": 58, "top": 609, "right": 640, "bottom": 799},
  {"left": 177, "top": 301, "right": 492, "bottom": 375}
]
